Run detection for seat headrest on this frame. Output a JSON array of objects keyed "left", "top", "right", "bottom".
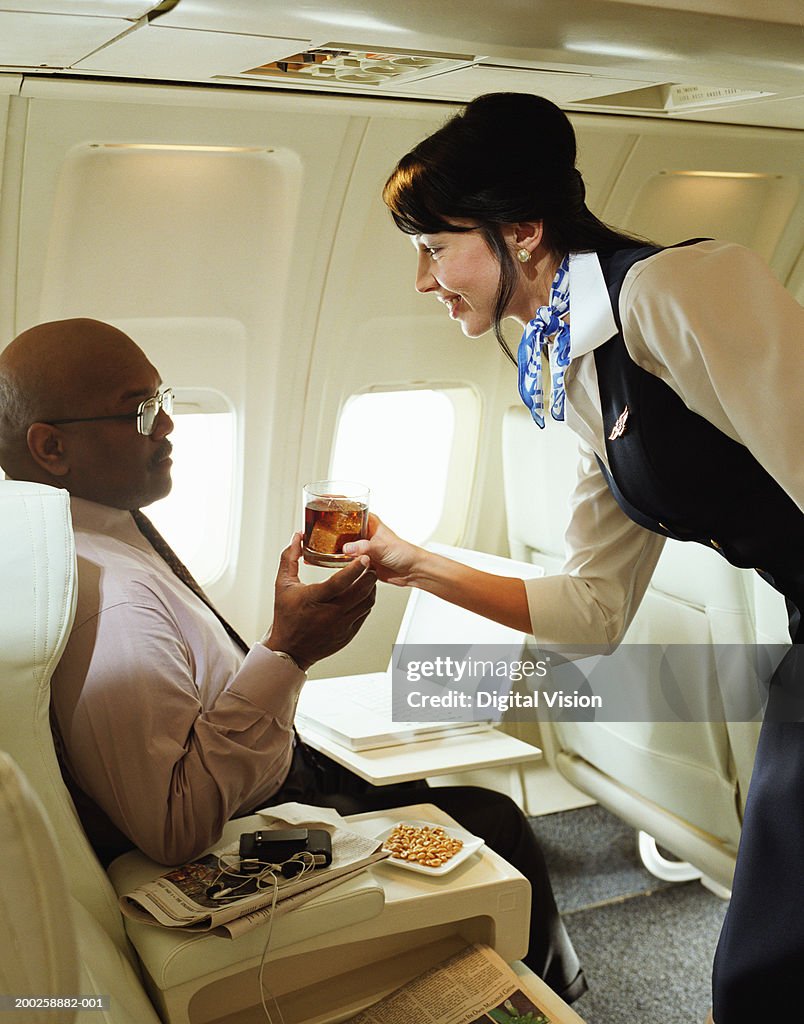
[{"left": 0, "top": 482, "right": 76, "bottom": 681}]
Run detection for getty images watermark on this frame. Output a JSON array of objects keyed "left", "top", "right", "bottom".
[{"left": 390, "top": 643, "right": 803, "bottom": 723}]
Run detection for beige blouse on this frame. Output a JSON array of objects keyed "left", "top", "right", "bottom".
[{"left": 523, "top": 241, "right": 804, "bottom": 648}]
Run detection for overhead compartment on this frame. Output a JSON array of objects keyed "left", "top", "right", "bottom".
[
  {"left": 0, "top": 2, "right": 155, "bottom": 14},
  {"left": 72, "top": 20, "right": 310, "bottom": 81},
  {"left": 0, "top": 0, "right": 802, "bottom": 129},
  {"left": 393, "top": 64, "right": 656, "bottom": 104},
  {"left": 0, "top": 10, "right": 134, "bottom": 69}
]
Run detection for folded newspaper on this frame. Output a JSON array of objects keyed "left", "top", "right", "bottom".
[
  {"left": 118, "top": 804, "right": 389, "bottom": 938},
  {"left": 344, "top": 943, "right": 586, "bottom": 1024}
]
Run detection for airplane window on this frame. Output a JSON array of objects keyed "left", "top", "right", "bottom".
[
  {"left": 330, "top": 388, "right": 469, "bottom": 545},
  {"left": 146, "top": 402, "right": 236, "bottom": 585}
]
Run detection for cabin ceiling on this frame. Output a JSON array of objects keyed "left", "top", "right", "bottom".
[{"left": 0, "top": 0, "right": 802, "bottom": 128}]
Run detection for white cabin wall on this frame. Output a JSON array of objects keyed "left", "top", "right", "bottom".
[
  {"left": 0, "top": 87, "right": 25, "bottom": 349},
  {"left": 0, "top": 95, "right": 9, "bottom": 331},
  {"left": 1, "top": 79, "right": 802, "bottom": 683},
  {"left": 2, "top": 86, "right": 380, "bottom": 652},
  {"left": 0, "top": 95, "right": 8, "bottom": 191},
  {"left": 0, "top": 85, "right": 473, "bottom": 673},
  {"left": 593, "top": 121, "right": 803, "bottom": 279}
]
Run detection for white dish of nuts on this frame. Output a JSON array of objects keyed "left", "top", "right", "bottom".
[{"left": 375, "top": 820, "right": 484, "bottom": 875}]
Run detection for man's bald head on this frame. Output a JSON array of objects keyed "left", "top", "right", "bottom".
[
  {"left": 0, "top": 318, "right": 151, "bottom": 479},
  {"left": 0, "top": 318, "right": 173, "bottom": 509}
]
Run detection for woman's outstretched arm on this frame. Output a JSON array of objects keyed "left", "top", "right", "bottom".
[{"left": 343, "top": 515, "right": 532, "bottom": 634}]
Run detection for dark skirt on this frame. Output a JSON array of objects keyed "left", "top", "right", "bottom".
[{"left": 712, "top": 606, "right": 804, "bottom": 1023}]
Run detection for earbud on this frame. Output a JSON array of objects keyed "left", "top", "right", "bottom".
[
  {"left": 207, "top": 883, "right": 235, "bottom": 899},
  {"left": 206, "top": 851, "right": 317, "bottom": 901}
]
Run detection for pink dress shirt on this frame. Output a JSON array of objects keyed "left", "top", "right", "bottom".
[{"left": 50, "top": 496, "right": 305, "bottom": 865}]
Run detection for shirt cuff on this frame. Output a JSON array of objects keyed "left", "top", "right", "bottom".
[{"left": 228, "top": 643, "right": 307, "bottom": 724}]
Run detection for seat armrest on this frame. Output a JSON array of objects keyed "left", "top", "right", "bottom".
[{"left": 106, "top": 815, "right": 385, "bottom": 990}]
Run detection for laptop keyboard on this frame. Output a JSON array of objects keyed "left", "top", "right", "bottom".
[{"left": 339, "top": 677, "right": 472, "bottom": 725}]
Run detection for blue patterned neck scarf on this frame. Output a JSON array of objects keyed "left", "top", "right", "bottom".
[{"left": 517, "top": 255, "right": 571, "bottom": 428}]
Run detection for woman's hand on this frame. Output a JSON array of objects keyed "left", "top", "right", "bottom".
[
  {"left": 342, "top": 514, "right": 424, "bottom": 587},
  {"left": 346, "top": 516, "right": 532, "bottom": 633}
]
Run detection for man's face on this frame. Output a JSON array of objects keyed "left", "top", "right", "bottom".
[{"left": 54, "top": 349, "right": 174, "bottom": 510}]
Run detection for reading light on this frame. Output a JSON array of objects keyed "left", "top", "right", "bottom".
[
  {"left": 90, "top": 144, "right": 273, "bottom": 153},
  {"left": 660, "top": 171, "right": 777, "bottom": 179}
]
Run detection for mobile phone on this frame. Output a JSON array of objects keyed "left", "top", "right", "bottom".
[{"left": 239, "top": 827, "right": 333, "bottom": 872}]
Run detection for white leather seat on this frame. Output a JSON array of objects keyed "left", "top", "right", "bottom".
[
  {"left": 0, "top": 751, "right": 163, "bottom": 1024},
  {"left": 0, "top": 481, "right": 140, "bottom": 955},
  {"left": 501, "top": 406, "right": 784, "bottom": 891},
  {"left": 0, "top": 751, "right": 79, "bottom": 1024},
  {"left": 0, "top": 480, "right": 163, "bottom": 1022},
  {"left": 0, "top": 481, "right": 385, "bottom": 1022}
]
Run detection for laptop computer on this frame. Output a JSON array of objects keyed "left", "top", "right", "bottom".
[{"left": 296, "top": 544, "right": 545, "bottom": 750}]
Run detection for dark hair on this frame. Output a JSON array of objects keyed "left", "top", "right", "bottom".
[{"left": 383, "top": 92, "right": 647, "bottom": 362}]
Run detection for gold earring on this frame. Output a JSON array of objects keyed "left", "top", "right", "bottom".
[{"left": 517, "top": 248, "right": 531, "bottom": 263}]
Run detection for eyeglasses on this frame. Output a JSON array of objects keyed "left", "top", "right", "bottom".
[{"left": 45, "top": 387, "right": 174, "bottom": 437}]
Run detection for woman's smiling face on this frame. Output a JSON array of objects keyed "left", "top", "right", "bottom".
[
  {"left": 411, "top": 219, "right": 542, "bottom": 338},
  {"left": 412, "top": 225, "right": 505, "bottom": 339}
]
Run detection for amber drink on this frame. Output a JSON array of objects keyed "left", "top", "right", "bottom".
[{"left": 302, "top": 481, "right": 369, "bottom": 567}]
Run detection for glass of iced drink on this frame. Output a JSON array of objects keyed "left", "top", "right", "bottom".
[{"left": 302, "top": 480, "right": 369, "bottom": 567}]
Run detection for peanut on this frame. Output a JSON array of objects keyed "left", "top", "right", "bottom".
[{"left": 382, "top": 824, "right": 463, "bottom": 868}]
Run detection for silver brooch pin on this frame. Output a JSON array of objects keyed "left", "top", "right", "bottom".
[{"left": 608, "top": 405, "right": 630, "bottom": 441}]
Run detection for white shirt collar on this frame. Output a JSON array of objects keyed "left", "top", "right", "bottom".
[
  {"left": 568, "top": 251, "right": 618, "bottom": 358},
  {"left": 70, "top": 495, "right": 151, "bottom": 552}
]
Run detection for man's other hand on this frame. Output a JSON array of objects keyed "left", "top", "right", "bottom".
[{"left": 262, "top": 532, "right": 377, "bottom": 671}]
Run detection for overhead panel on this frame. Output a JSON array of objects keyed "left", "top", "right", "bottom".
[
  {"left": 73, "top": 23, "right": 310, "bottom": 80},
  {"left": 152, "top": 0, "right": 425, "bottom": 67},
  {"left": 394, "top": 64, "right": 657, "bottom": 104},
  {"left": 134, "top": 0, "right": 804, "bottom": 95},
  {"left": 0, "top": 12, "right": 133, "bottom": 69},
  {"left": 583, "top": 83, "right": 777, "bottom": 114},
  {"left": 670, "top": 93, "right": 804, "bottom": 132},
  {"left": 0, "top": 75, "right": 23, "bottom": 94},
  {"left": 147, "top": 0, "right": 313, "bottom": 35},
  {"left": 0, "top": 0, "right": 799, "bottom": 131},
  {"left": 238, "top": 44, "right": 477, "bottom": 91},
  {"left": 0, "top": 1, "right": 156, "bottom": 14}
]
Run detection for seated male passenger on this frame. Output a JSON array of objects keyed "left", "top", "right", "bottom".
[{"left": 0, "top": 318, "right": 586, "bottom": 1003}]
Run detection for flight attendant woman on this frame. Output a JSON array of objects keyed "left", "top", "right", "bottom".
[{"left": 344, "top": 93, "right": 804, "bottom": 1023}]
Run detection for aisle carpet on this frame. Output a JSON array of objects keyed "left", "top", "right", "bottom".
[{"left": 531, "top": 805, "right": 728, "bottom": 1024}]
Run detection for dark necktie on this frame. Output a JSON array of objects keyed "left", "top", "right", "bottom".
[{"left": 131, "top": 509, "right": 250, "bottom": 654}]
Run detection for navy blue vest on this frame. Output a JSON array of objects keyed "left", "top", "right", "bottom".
[{"left": 592, "top": 242, "right": 804, "bottom": 639}]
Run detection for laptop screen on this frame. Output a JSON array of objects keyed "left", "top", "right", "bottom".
[{"left": 296, "top": 545, "right": 545, "bottom": 751}]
